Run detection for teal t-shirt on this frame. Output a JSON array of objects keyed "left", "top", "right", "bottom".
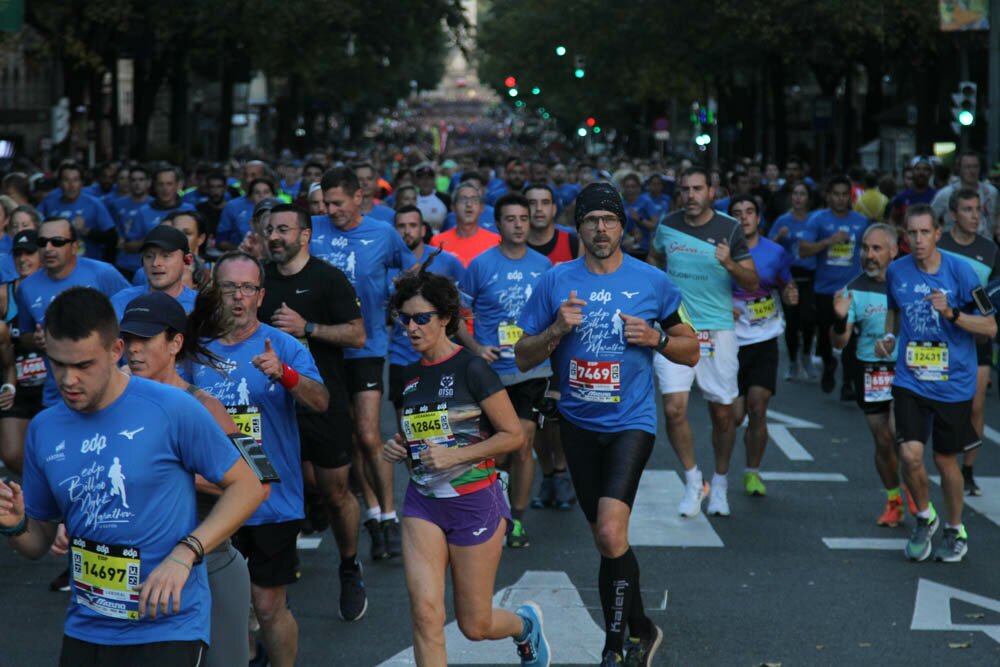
[{"left": 845, "top": 274, "right": 895, "bottom": 363}]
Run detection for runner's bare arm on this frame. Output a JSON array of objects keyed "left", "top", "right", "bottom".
[
  {"left": 515, "top": 291, "right": 587, "bottom": 371},
  {"left": 308, "top": 318, "right": 366, "bottom": 348},
  {"left": 418, "top": 389, "right": 524, "bottom": 472},
  {"left": 659, "top": 321, "right": 699, "bottom": 366},
  {"left": 0, "top": 480, "right": 59, "bottom": 559}
]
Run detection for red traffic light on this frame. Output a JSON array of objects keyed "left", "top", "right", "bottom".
[
  {"left": 505, "top": 76, "right": 517, "bottom": 88},
  {"left": 586, "top": 117, "right": 597, "bottom": 127}
]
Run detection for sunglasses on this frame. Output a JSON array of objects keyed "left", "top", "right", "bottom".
[
  {"left": 38, "top": 237, "right": 73, "bottom": 248},
  {"left": 398, "top": 311, "right": 438, "bottom": 326}
]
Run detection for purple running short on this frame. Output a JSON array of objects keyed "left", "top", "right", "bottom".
[{"left": 402, "top": 480, "right": 512, "bottom": 547}]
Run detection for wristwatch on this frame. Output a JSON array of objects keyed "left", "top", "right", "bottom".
[
  {"left": 657, "top": 330, "right": 670, "bottom": 351},
  {"left": 948, "top": 308, "right": 961, "bottom": 323},
  {"left": 304, "top": 322, "right": 315, "bottom": 337}
]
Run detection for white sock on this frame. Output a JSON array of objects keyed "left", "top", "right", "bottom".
[
  {"left": 712, "top": 473, "right": 728, "bottom": 489},
  {"left": 380, "top": 511, "right": 397, "bottom": 523},
  {"left": 684, "top": 467, "right": 702, "bottom": 485},
  {"left": 745, "top": 467, "right": 759, "bottom": 475},
  {"left": 365, "top": 506, "right": 381, "bottom": 522}
]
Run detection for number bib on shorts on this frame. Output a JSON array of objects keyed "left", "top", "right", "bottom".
[
  {"left": 498, "top": 320, "right": 524, "bottom": 358},
  {"left": 568, "top": 359, "right": 621, "bottom": 403},
  {"left": 746, "top": 296, "right": 777, "bottom": 326},
  {"left": 15, "top": 353, "right": 46, "bottom": 386},
  {"left": 697, "top": 331, "right": 715, "bottom": 358},
  {"left": 401, "top": 402, "right": 456, "bottom": 460},
  {"left": 70, "top": 537, "right": 141, "bottom": 621},
  {"left": 827, "top": 241, "right": 855, "bottom": 267},
  {"left": 863, "top": 364, "right": 894, "bottom": 403},
  {"left": 905, "top": 340, "right": 949, "bottom": 381},
  {"left": 228, "top": 405, "right": 263, "bottom": 445}
]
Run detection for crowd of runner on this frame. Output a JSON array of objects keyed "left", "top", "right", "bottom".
[{"left": 0, "top": 148, "right": 998, "bottom": 667}]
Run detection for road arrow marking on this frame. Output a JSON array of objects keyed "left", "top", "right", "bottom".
[
  {"left": 983, "top": 424, "right": 1000, "bottom": 445},
  {"left": 765, "top": 409, "right": 823, "bottom": 429},
  {"left": 296, "top": 535, "right": 322, "bottom": 550},
  {"left": 630, "top": 471, "right": 723, "bottom": 547},
  {"left": 929, "top": 475, "right": 1000, "bottom": 528},
  {"left": 378, "top": 570, "right": 605, "bottom": 665},
  {"left": 768, "top": 425, "right": 814, "bottom": 461},
  {"left": 822, "top": 537, "right": 907, "bottom": 550},
  {"left": 911, "top": 578, "right": 1000, "bottom": 644}
]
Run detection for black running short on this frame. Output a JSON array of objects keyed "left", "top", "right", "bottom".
[
  {"left": 504, "top": 377, "right": 549, "bottom": 423},
  {"left": 854, "top": 362, "right": 894, "bottom": 415},
  {"left": 0, "top": 384, "right": 43, "bottom": 420},
  {"left": 737, "top": 338, "right": 779, "bottom": 396},
  {"left": 298, "top": 402, "right": 352, "bottom": 469},
  {"left": 344, "top": 357, "right": 384, "bottom": 396},
  {"left": 559, "top": 419, "right": 654, "bottom": 523},
  {"left": 892, "top": 385, "right": 980, "bottom": 455},
  {"left": 232, "top": 520, "right": 301, "bottom": 587},
  {"left": 976, "top": 340, "right": 993, "bottom": 367},
  {"left": 59, "top": 636, "right": 206, "bottom": 667}
]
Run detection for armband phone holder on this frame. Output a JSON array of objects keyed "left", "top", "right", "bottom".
[{"left": 229, "top": 433, "right": 281, "bottom": 483}]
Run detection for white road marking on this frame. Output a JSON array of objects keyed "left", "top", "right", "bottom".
[
  {"left": 630, "top": 471, "right": 723, "bottom": 547},
  {"left": 378, "top": 570, "right": 605, "bottom": 665},
  {"left": 768, "top": 425, "right": 814, "bottom": 461},
  {"left": 983, "top": 425, "right": 1000, "bottom": 445},
  {"left": 296, "top": 536, "right": 322, "bottom": 550},
  {"left": 765, "top": 409, "right": 822, "bottom": 429},
  {"left": 929, "top": 475, "right": 1000, "bottom": 528},
  {"left": 761, "top": 472, "right": 848, "bottom": 482},
  {"left": 911, "top": 579, "right": 1000, "bottom": 644},
  {"left": 822, "top": 538, "right": 907, "bottom": 550}
]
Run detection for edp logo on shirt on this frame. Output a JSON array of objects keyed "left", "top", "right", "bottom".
[
  {"left": 589, "top": 290, "right": 613, "bottom": 304},
  {"left": 81, "top": 433, "right": 107, "bottom": 455}
]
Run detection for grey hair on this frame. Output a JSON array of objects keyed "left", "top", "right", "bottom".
[{"left": 863, "top": 223, "right": 897, "bottom": 249}]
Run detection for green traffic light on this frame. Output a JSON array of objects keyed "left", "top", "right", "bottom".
[
  {"left": 508, "top": 88, "right": 518, "bottom": 97},
  {"left": 531, "top": 87, "right": 541, "bottom": 95},
  {"left": 593, "top": 126, "right": 601, "bottom": 134},
  {"left": 542, "top": 112, "right": 550, "bottom": 119},
  {"left": 958, "top": 110, "right": 974, "bottom": 126},
  {"left": 556, "top": 46, "right": 567, "bottom": 56},
  {"left": 574, "top": 68, "right": 585, "bottom": 79},
  {"left": 577, "top": 127, "right": 587, "bottom": 137}
]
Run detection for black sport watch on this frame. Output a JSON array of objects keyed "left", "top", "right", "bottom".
[
  {"left": 304, "top": 322, "right": 316, "bottom": 337},
  {"left": 657, "top": 330, "right": 669, "bottom": 351}
]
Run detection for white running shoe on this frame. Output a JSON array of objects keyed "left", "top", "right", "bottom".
[
  {"left": 678, "top": 478, "right": 709, "bottom": 517},
  {"left": 707, "top": 484, "right": 730, "bottom": 517}
]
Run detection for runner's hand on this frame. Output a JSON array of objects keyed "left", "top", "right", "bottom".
[
  {"left": 136, "top": 546, "right": 194, "bottom": 619},
  {"left": 783, "top": 280, "right": 799, "bottom": 306},
  {"left": 714, "top": 239, "right": 733, "bottom": 268},
  {"left": 271, "top": 302, "right": 307, "bottom": 337},
  {"left": 34, "top": 325, "right": 46, "bottom": 351},
  {"left": 238, "top": 231, "right": 262, "bottom": 259},
  {"left": 619, "top": 312, "right": 656, "bottom": 347},
  {"left": 475, "top": 344, "right": 500, "bottom": 363},
  {"left": 925, "top": 288, "right": 951, "bottom": 318},
  {"left": 73, "top": 215, "right": 90, "bottom": 237},
  {"left": 0, "top": 479, "right": 25, "bottom": 528},
  {"left": 833, "top": 288, "right": 852, "bottom": 318},
  {"left": 383, "top": 434, "right": 407, "bottom": 463},
  {"left": 0, "top": 384, "right": 14, "bottom": 410},
  {"left": 828, "top": 230, "right": 849, "bottom": 245},
  {"left": 551, "top": 290, "right": 587, "bottom": 337},
  {"left": 49, "top": 523, "right": 69, "bottom": 556},
  {"left": 875, "top": 335, "right": 895, "bottom": 358},
  {"left": 774, "top": 226, "right": 790, "bottom": 241},
  {"left": 251, "top": 339, "right": 283, "bottom": 381},
  {"left": 420, "top": 441, "right": 461, "bottom": 471}
]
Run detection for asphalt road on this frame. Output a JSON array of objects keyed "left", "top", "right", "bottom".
[{"left": 3, "top": 356, "right": 1000, "bottom": 666}]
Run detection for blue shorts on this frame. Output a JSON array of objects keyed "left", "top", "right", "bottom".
[{"left": 402, "top": 480, "right": 511, "bottom": 546}]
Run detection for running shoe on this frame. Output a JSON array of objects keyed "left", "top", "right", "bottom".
[
  {"left": 507, "top": 519, "right": 530, "bottom": 548},
  {"left": 801, "top": 353, "right": 820, "bottom": 381},
  {"left": 382, "top": 519, "right": 402, "bottom": 558},
  {"left": 364, "top": 518, "right": 388, "bottom": 561},
  {"left": 338, "top": 560, "right": 368, "bottom": 621},
  {"left": 876, "top": 497, "right": 904, "bottom": 527},
  {"left": 905, "top": 512, "right": 939, "bottom": 562},
  {"left": 933, "top": 527, "right": 968, "bottom": 563},
  {"left": 514, "top": 601, "right": 550, "bottom": 666},
  {"left": 49, "top": 567, "right": 70, "bottom": 592},
  {"left": 553, "top": 473, "right": 576, "bottom": 510},
  {"left": 707, "top": 483, "right": 730, "bottom": 517},
  {"left": 743, "top": 472, "right": 767, "bottom": 497},
  {"left": 624, "top": 624, "right": 663, "bottom": 667},
  {"left": 600, "top": 650, "right": 624, "bottom": 666},
  {"left": 530, "top": 476, "right": 555, "bottom": 509},
  {"left": 678, "top": 478, "right": 709, "bottom": 518},
  {"left": 962, "top": 466, "right": 982, "bottom": 497},
  {"left": 821, "top": 361, "right": 837, "bottom": 393},
  {"left": 784, "top": 362, "right": 800, "bottom": 381}
]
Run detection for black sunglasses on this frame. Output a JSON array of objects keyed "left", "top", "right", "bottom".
[
  {"left": 398, "top": 311, "right": 438, "bottom": 326},
  {"left": 38, "top": 237, "right": 73, "bottom": 248}
]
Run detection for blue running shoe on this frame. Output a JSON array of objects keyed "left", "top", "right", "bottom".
[{"left": 514, "top": 601, "right": 550, "bottom": 666}]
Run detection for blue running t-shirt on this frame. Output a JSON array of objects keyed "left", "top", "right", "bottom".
[
  {"left": 732, "top": 238, "right": 791, "bottom": 345},
  {"left": 38, "top": 193, "right": 116, "bottom": 260},
  {"left": 804, "top": 208, "right": 869, "bottom": 295}
]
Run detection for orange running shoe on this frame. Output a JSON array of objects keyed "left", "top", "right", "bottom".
[
  {"left": 877, "top": 497, "right": 904, "bottom": 527},
  {"left": 902, "top": 485, "right": 918, "bottom": 516}
]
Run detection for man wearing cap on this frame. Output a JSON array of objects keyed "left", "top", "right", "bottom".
[
  {"left": 1, "top": 286, "right": 263, "bottom": 667},
  {"left": 890, "top": 157, "right": 937, "bottom": 255},
  {"left": 237, "top": 197, "right": 282, "bottom": 262},
  {"left": 931, "top": 152, "right": 999, "bottom": 237},
  {"left": 256, "top": 203, "right": 370, "bottom": 622},
  {"left": 414, "top": 163, "right": 450, "bottom": 230},
  {"left": 16, "top": 216, "right": 129, "bottom": 408},
  {"left": 111, "top": 225, "right": 199, "bottom": 318}
]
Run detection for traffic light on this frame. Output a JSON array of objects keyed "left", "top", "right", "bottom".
[
  {"left": 950, "top": 81, "right": 977, "bottom": 134},
  {"left": 531, "top": 87, "right": 541, "bottom": 95},
  {"left": 555, "top": 45, "right": 567, "bottom": 57},
  {"left": 574, "top": 55, "right": 585, "bottom": 79},
  {"left": 504, "top": 76, "right": 517, "bottom": 88},
  {"left": 586, "top": 117, "right": 596, "bottom": 127},
  {"left": 577, "top": 127, "right": 588, "bottom": 137},
  {"left": 508, "top": 88, "right": 518, "bottom": 97}
]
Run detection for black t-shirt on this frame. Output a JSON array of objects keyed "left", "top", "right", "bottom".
[
  {"left": 400, "top": 346, "right": 505, "bottom": 497},
  {"left": 260, "top": 256, "right": 362, "bottom": 388}
]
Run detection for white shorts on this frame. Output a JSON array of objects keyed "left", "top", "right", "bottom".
[{"left": 654, "top": 329, "right": 739, "bottom": 405}]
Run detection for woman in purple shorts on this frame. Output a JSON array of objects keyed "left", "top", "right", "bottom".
[{"left": 383, "top": 260, "right": 551, "bottom": 666}]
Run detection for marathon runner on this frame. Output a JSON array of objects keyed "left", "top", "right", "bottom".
[
  {"left": 647, "top": 168, "right": 759, "bottom": 518},
  {"left": 192, "top": 252, "right": 329, "bottom": 667},
  {"left": 937, "top": 188, "right": 1000, "bottom": 496},
  {"left": 111, "top": 225, "right": 199, "bottom": 317},
  {"left": 517, "top": 182, "right": 698, "bottom": 666},
  {"left": 382, "top": 266, "right": 551, "bottom": 667},
  {"left": 431, "top": 181, "right": 501, "bottom": 267},
  {"left": 0, "top": 286, "right": 263, "bottom": 666},
  {"left": 830, "top": 223, "right": 909, "bottom": 526},
  {"left": 37, "top": 162, "right": 116, "bottom": 261},
  {"left": 877, "top": 204, "right": 997, "bottom": 562},
  {"left": 728, "top": 195, "right": 798, "bottom": 497},
  {"left": 107, "top": 164, "right": 152, "bottom": 278},
  {"left": 255, "top": 203, "right": 371, "bottom": 622},
  {"left": 459, "top": 192, "right": 553, "bottom": 548}
]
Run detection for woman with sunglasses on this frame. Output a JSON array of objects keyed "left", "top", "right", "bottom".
[
  {"left": 382, "top": 261, "right": 551, "bottom": 667},
  {"left": 0, "top": 229, "right": 43, "bottom": 472}
]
